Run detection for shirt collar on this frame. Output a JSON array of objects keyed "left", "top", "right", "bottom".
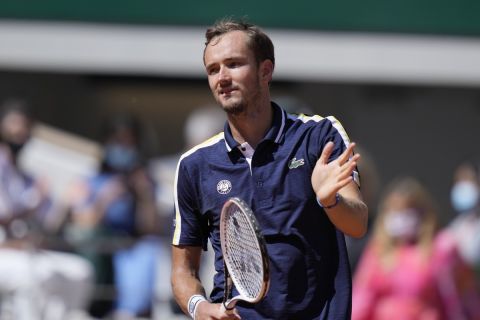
[{"left": 223, "top": 102, "right": 286, "bottom": 152}]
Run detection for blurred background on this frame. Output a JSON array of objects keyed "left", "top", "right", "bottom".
[{"left": 0, "top": 1, "right": 480, "bottom": 319}]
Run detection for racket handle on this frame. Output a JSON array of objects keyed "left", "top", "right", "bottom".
[
  {"left": 221, "top": 304, "right": 235, "bottom": 315},
  {"left": 221, "top": 298, "right": 238, "bottom": 313}
]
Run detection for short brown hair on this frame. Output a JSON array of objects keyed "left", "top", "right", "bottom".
[{"left": 204, "top": 17, "right": 275, "bottom": 68}]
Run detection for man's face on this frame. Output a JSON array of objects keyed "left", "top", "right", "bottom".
[{"left": 204, "top": 31, "right": 265, "bottom": 115}]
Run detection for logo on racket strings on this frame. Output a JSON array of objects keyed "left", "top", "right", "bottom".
[{"left": 217, "top": 180, "right": 232, "bottom": 194}]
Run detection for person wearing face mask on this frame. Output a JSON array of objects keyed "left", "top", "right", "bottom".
[
  {"left": 353, "top": 177, "right": 448, "bottom": 320},
  {"left": 65, "top": 113, "right": 161, "bottom": 320},
  {"left": 353, "top": 176, "right": 480, "bottom": 320},
  {"left": 434, "top": 162, "right": 480, "bottom": 319},
  {"left": 450, "top": 170, "right": 479, "bottom": 214},
  {"left": 448, "top": 162, "right": 480, "bottom": 269},
  {"left": 0, "top": 98, "right": 94, "bottom": 320},
  {"left": 0, "top": 100, "right": 39, "bottom": 225}
]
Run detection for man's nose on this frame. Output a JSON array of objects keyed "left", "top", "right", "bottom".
[{"left": 218, "top": 66, "right": 231, "bottom": 82}]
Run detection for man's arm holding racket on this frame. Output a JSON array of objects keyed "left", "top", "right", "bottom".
[
  {"left": 171, "top": 245, "right": 241, "bottom": 320},
  {"left": 312, "top": 141, "right": 368, "bottom": 238}
]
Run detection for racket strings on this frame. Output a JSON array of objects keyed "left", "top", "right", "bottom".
[{"left": 224, "top": 207, "right": 264, "bottom": 299}]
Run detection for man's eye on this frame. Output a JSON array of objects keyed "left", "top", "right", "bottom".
[{"left": 208, "top": 68, "right": 219, "bottom": 75}]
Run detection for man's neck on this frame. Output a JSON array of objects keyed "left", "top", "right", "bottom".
[{"left": 228, "top": 101, "right": 273, "bottom": 149}]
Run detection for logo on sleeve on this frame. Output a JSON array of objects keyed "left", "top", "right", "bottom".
[
  {"left": 288, "top": 157, "right": 305, "bottom": 169},
  {"left": 217, "top": 180, "right": 232, "bottom": 194}
]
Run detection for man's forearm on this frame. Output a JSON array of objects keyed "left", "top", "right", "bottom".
[
  {"left": 171, "top": 245, "right": 206, "bottom": 317},
  {"left": 324, "top": 194, "right": 368, "bottom": 238},
  {"left": 171, "top": 269, "right": 207, "bottom": 315}
]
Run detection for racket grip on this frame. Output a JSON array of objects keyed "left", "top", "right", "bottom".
[
  {"left": 221, "top": 298, "right": 237, "bottom": 314},
  {"left": 221, "top": 304, "right": 234, "bottom": 315}
]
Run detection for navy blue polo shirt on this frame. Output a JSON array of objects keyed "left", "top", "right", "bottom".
[{"left": 173, "top": 102, "right": 360, "bottom": 319}]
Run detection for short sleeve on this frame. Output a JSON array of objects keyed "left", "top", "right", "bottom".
[
  {"left": 320, "top": 116, "right": 360, "bottom": 186},
  {"left": 172, "top": 157, "right": 208, "bottom": 249}
]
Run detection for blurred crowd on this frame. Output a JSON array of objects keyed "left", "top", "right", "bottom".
[
  {"left": 0, "top": 96, "right": 479, "bottom": 320},
  {"left": 348, "top": 140, "right": 480, "bottom": 320}
]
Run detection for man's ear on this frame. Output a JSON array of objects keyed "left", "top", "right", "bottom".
[{"left": 260, "top": 60, "right": 274, "bottom": 83}]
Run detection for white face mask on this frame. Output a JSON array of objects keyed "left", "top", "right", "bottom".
[
  {"left": 384, "top": 209, "right": 421, "bottom": 241},
  {"left": 450, "top": 181, "right": 479, "bottom": 213}
]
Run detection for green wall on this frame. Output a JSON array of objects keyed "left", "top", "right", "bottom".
[{"left": 1, "top": 0, "right": 480, "bottom": 36}]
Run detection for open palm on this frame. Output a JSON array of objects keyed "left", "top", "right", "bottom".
[{"left": 311, "top": 141, "right": 360, "bottom": 206}]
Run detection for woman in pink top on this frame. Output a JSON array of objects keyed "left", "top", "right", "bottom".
[{"left": 352, "top": 177, "right": 445, "bottom": 320}]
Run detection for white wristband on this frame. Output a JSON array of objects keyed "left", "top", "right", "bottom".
[{"left": 188, "top": 294, "right": 207, "bottom": 319}]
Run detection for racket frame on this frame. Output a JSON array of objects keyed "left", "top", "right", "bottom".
[{"left": 220, "top": 197, "right": 270, "bottom": 310}]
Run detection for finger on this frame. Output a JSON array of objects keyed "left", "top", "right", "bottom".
[
  {"left": 220, "top": 303, "right": 241, "bottom": 317},
  {"left": 348, "top": 152, "right": 360, "bottom": 162},
  {"left": 339, "top": 154, "right": 359, "bottom": 172},
  {"left": 337, "top": 169, "right": 355, "bottom": 186},
  {"left": 231, "top": 308, "right": 242, "bottom": 319},
  {"left": 220, "top": 303, "right": 230, "bottom": 314},
  {"left": 337, "top": 142, "right": 357, "bottom": 165},
  {"left": 219, "top": 306, "right": 241, "bottom": 320},
  {"left": 319, "top": 141, "right": 335, "bottom": 164},
  {"left": 335, "top": 175, "right": 354, "bottom": 190},
  {"left": 339, "top": 160, "right": 358, "bottom": 179}
]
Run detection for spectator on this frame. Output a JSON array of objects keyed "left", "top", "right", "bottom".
[
  {"left": 65, "top": 113, "right": 161, "bottom": 319},
  {"left": 434, "top": 161, "right": 480, "bottom": 319},
  {"left": 352, "top": 177, "right": 445, "bottom": 320},
  {"left": 447, "top": 161, "right": 480, "bottom": 278},
  {"left": 0, "top": 98, "right": 93, "bottom": 320}
]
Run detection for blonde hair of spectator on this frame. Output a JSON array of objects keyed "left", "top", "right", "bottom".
[{"left": 372, "top": 177, "right": 438, "bottom": 268}]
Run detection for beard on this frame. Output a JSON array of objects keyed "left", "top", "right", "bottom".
[
  {"left": 220, "top": 99, "right": 246, "bottom": 115},
  {"left": 216, "top": 76, "right": 262, "bottom": 116}
]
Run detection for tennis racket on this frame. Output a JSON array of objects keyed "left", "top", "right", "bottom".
[{"left": 220, "top": 197, "right": 270, "bottom": 312}]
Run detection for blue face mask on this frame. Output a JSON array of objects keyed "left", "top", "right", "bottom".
[
  {"left": 104, "top": 144, "right": 139, "bottom": 172},
  {"left": 450, "top": 181, "right": 479, "bottom": 213}
]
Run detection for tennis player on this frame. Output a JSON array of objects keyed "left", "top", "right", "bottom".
[{"left": 171, "top": 18, "right": 368, "bottom": 320}]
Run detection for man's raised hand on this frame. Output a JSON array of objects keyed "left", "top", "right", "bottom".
[{"left": 311, "top": 141, "right": 360, "bottom": 208}]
